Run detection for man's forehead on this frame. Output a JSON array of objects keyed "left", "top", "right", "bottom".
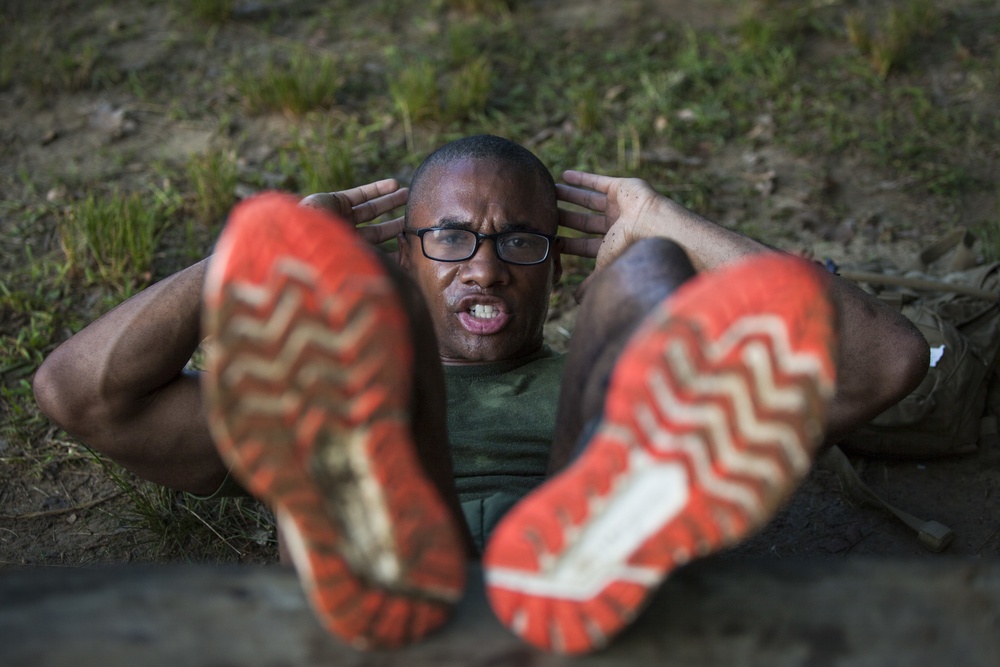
[
  {"left": 411, "top": 158, "right": 556, "bottom": 228},
  {"left": 423, "top": 157, "right": 529, "bottom": 191}
]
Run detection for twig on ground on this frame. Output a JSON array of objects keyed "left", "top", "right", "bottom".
[{"left": 182, "top": 504, "right": 244, "bottom": 557}]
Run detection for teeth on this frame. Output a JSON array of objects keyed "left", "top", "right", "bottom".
[{"left": 470, "top": 304, "right": 500, "bottom": 319}]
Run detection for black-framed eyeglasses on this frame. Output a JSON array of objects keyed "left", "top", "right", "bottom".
[{"left": 403, "top": 228, "right": 555, "bottom": 265}]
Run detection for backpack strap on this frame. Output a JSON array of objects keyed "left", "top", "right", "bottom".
[{"left": 820, "top": 446, "right": 955, "bottom": 552}]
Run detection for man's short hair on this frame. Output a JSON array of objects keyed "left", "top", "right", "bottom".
[{"left": 406, "top": 135, "right": 556, "bottom": 225}]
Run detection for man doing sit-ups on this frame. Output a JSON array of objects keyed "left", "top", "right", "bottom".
[{"left": 33, "top": 135, "right": 928, "bottom": 655}]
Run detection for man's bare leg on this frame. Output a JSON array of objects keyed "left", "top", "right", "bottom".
[
  {"left": 201, "top": 194, "right": 468, "bottom": 649},
  {"left": 549, "top": 238, "right": 697, "bottom": 472},
  {"left": 484, "top": 249, "right": 838, "bottom": 654}
]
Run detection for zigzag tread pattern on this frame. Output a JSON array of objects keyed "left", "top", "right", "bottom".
[
  {"left": 208, "top": 270, "right": 404, "bottom": 449},
  {"left": 202, "top": 196, "right": 464, "bottom": 648},
  {"left": 485, "top": 256, "right": 836, "bottom": 655}
]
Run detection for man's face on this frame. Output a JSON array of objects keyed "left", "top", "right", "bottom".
[{"left": 400, "top": 158, "right": 561, "bottom": 364}]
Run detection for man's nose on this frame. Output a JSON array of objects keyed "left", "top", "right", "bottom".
[{"left": 460, "top": 238, "right": 510, "bottom": 287}]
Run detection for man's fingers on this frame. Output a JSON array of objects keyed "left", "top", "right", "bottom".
[
  {"left": 562, "top": 170, "right": 614, "bottom": 194},
  {"left": 351, "top": 187, "right": 408, "bottom": 224},
  {"left": 556, "top": 183, "right": 607, "bottom": 213},
  {"left": 338, "top": 178, "right": 401, "bottom": 207},
  {"left": 557, "top": 236, "right": 601, "bottom": 259},
  {"left": 299, "top": 181, "right": 407, "bottom": 223},
  {"left": 559, "top": 209, "right": 610, "bottom": 235},
  {"left": 357, "top": 217, "right": 405, "bottom": 245}
]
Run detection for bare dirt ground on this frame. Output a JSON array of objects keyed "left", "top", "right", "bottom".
[{"left": 2, "top": 0, "right": 999, "bottom": 571}]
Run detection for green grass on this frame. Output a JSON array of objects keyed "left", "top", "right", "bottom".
[
  {"left": 94, "top": 451, "right": 276, "bottom": 562},
  {"left": 234, "top": 48, "right": 342, "bottom": 116},
  {"left": 184, "top": 0, "right": 233, "bottom": 24},
  {"left": 4, "top": 32, "right": 106, "bottom": 93},
  {"left": 186, "top": 148, "right": 238, "bottom": 227},
  {"left": 846, "top": 0, "right": 942, "bottom": 78},
  {"left": 284, "top": 126, "right": 359, "bottom": 195},
  {"left": 444, "top": 0, "right": 515, "bottom": 15},
  {"left": 389, "top": 58, "right": 441, "bottom": 121},
  {"left": 445, "top": 56, "right": 494, "bottom": 121},
  {"left": 60, "top": 190, "right": 167, "bottom": 288}
]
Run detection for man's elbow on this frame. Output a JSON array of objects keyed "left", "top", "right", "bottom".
[
  {"left": 825, "top": 325, "right": 929, "bottom": 444},
  {"left": 879, "top": 323, "right": 930, "bottom": 409},
  {"left": 893, "top": 327, "right": 931, "bottom": 404},
  {"left": 32, "top": 346, "right": 101, "bottom": 441}
]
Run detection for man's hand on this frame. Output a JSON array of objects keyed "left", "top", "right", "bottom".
[
  {"left": 299, "top": 179, "right": 408, "bottom": 246},
  {"left": 557, "top": 170, "right": 666, "bottom": 299},
  {"left": 557, "top": 170, "right": 664, "bottom": 267}
]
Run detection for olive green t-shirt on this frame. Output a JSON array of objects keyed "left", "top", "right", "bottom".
[
  {"left": 444, "top": 346, "right": 566, "bottom": 552},
  {"left": 199, "top": 346, "right": 567, "bottom": 554}
]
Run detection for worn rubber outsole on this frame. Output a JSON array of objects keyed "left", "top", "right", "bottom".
[
  {"left": 202, "top": 193, "right": 466, "bottom": 649},
  {"left": 483, "top": 254, "right": 837, "bottom": 655}
]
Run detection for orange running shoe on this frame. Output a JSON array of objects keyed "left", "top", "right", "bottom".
[
  {"left": 483, "top": 254, "right": 837, "bottom": 654},
  {"left": 202, "top": 193, "right": 466, "bottom": 649}
]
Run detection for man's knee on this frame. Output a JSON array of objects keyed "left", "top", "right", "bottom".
[
  {"left": 586, "top": 238, "right": 696, "bottom": 313},
  {"left": 612, "top": 237, "right": 695, "bottom": 284}
]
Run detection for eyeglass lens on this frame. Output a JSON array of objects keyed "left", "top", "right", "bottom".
[{"left": 422, "top": 229, "right": 549, "bottom": 264}]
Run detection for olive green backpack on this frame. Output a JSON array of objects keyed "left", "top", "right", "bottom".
[
  {"left": 818, "top": 231, "right": 1000, "bottom": 552},
  {"left": 839, "top": 230, "right": 1000, "bottom": 458}
]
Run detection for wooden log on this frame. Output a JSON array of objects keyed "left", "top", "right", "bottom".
[{"left": 3, "top": 559, "right": 1000, "bottom": 666}]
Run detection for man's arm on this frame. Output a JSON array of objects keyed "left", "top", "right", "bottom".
[
  {"left": 556, "top": 170, "right": 929, "bottom": 442},
  {"left": 33, "top": 180, "right": 410, "bottom": 494},
  {"left": 33, "top": 259, "right": 223, "bottom": 493}
]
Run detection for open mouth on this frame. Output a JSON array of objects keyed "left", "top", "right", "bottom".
[
  {"left": 469, "top": 304, "right": 502, "bottom": 320},
  {"left": 457, "top": 301, "right": 510, "bottom": 335}
]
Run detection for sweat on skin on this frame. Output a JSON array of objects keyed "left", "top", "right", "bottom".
[{"left": 399, "top": 157, "right": 563, "bottom": 365}]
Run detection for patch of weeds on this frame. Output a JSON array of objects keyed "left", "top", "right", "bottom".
[
  {"left": 447, "top": 20, "right": 482, "bottom": 66},
  {"left": 282, "top": 125, "right": 360, "bottom": 194},
  {"left": 737, "top": 0, "right": 813, "bottom": 54},
  {"left": 182, "top": 0, "right": 233, "bottom": 24},
  {"left": 442, "top": 0, "right": 515, "bottom": 15},
  {"left": 234, "top": 48, "right": 342, "bottom": 116},
  {"left": 93, "top": 452, "right": 276, "bottom": 562},
  {"left": 0, "top": 380, "right": 49, "bottom": 446},
  {"left": 570, "top": 83, "right": 601, "bottom": 134},
  {"left": 186, "top": 148, "right": 238, "bottom": 227},
  {"left": 1, "top": 252, "right": 73, "bottom": 380},
  {"left": 60, "top": 190, "right": 167, "bottom": 289},
  {"left": 616, "top": 125, "right": 642, "bottom": 174},
  {"left": 536, "top": 131, "right": 615, "bottom": 178},
  {"left": 387, "top": 37, "right": 497, "bottom": 132},
  {"left": 621, "top": 27, "right": 773, "bottom": 153},
  {"left": 18, "top": 34, "right": 106, "bottom": 93},
  {"left": 374, "top": 0, "right": 418, "bottom": 29},
  {"left": 845, "top": 0, "right": 941, "bottom": 78},
  {"left": 388, "top": 56, "right": 441, "bottom": 149},
  {"left": 389, "top": 57, "right": 442, "bottom": 124},
  {"left": 445, "top": 56, "right": 494, "bottom": 122},
  {"left": 1, "top": 305, "right": 56, "bottom": 378}
]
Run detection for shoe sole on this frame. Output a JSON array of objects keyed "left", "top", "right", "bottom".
[
  {"left": 483, "top": 254, "right": 837, "bottom": 654},
  {"left": 202, "top": 193, "right": 465, "bottom": 649}
]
